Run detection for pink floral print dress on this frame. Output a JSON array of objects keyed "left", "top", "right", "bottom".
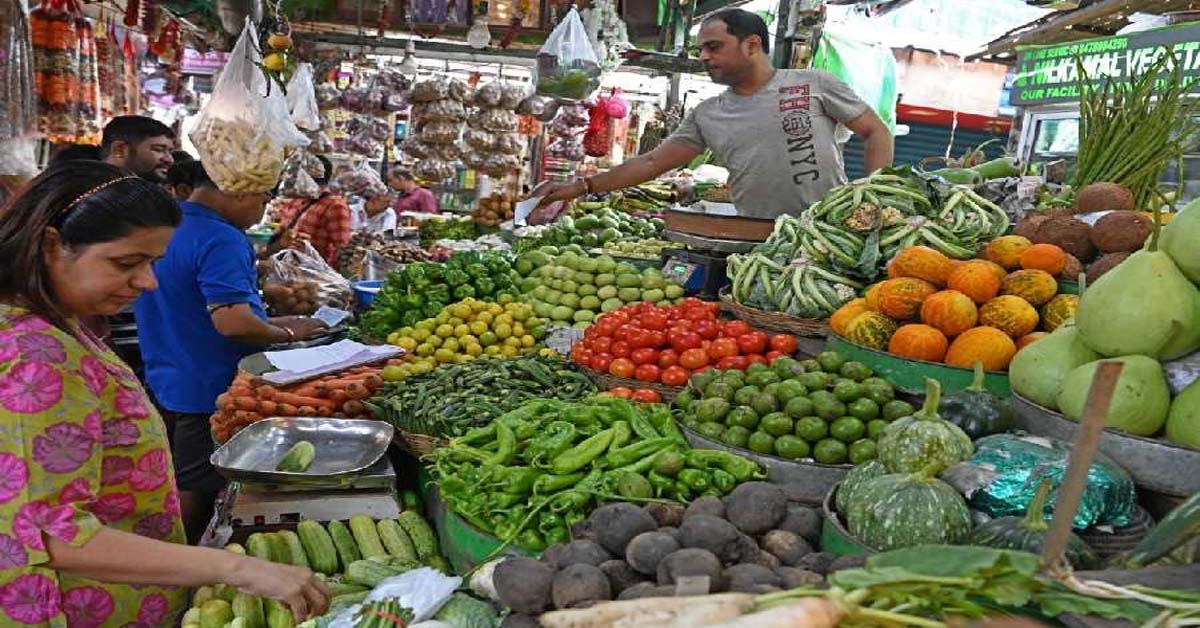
[{"left": 0, "top": 305, "right": 189, "bottom": 627}]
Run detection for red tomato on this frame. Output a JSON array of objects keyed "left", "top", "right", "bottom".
[
  {"left": 694, "top": 319, "right": 720, "bottom": 340},
  {"left": 630, "top": 347, "right": 659, "bottom": 365},
  {"left": 723, "top": 320, "right": 752, "bottom": 338},
  {"left": 628, "top": 328, "right": 656, "bottom": 349},
  {"left": 594, "top": 319, "right": 617, "bottom": 337},
  {"left": 640, "top": 310, "right": 669, "bottom": 331},
  {"left": 607, "top": 386, "right": 634, "bottom": 399},
  {"left": 610, "top": 341, "right": 632, "bottom": 359},
  {"left": 631, "top": 388, "right": 662, "bottom": 403},
  {"left": 591, "top": 353, "right": 614, "bottom": 373},
  {"left": 684, "top": 308, "right": 711, "bottom": 322},
  {"left": 609, "top": 310, "right": 631, "bottom": 324},
  {"left": 717, "top": 355, "right": 749, "bottom": 371},
  {"left": 634, "top": 363, "right": 661, "bottom": 382},
  {"left": 770, "top": 334, "right": 800, "bottom": 355},
  {"left": 570, "top": 344, "right": 587, "bottom": 362},
  {"left": 679, "top": 348, "right": 710, "bottom": 370},
  {"left": 765, "top": 350, "right": 785, "bottom": 363},
  {"left": 591, "top": 337, "right": 613, "bottom": 354},
  {"left": 660, "top": 366, "right": 689, "bottom": 387},
  {"left": 669, "top": 331, "right": 702, "bottom": 353},
  {"left": 681, "top": 297, "right": 705, "bottom": 310},
  {"left": 609, "top": 358, "right": 636, "bottom": 378},
  {"left": 708, "top": 337, "right": 739, "bottom": 360},
  {"left": 646, "top": 330, "right": 666, "bottom": 349},
  {"left": 658, "top": 349, "right": 680, "bottom": 369},
  {"left": 737, "top": 331, "right": 769, "bottom": 355},
  {"left": 745, "top": 354, "right": 768, "bottom": 366},
  {"left": 704, "top": 301, "right": 722, "bottom": 316}
]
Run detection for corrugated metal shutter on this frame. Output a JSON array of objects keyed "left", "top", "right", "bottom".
[{"left": 843, "top": 122, "right": 1007, "bottom": 179}]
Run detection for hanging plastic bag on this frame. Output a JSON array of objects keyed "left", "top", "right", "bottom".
[
  {"left": 604, "top": 88, "right": 629, "bottom": 119},
  {"left": 534, "top": 7, "right": 601, "bottom": 101},
  {"left": 189, "top": 18, "right": 308, "bottom": 193},
  {"left": 286, "top": 62, "right": 322, "bottom": 131},
  {"left": 261, "top": 240, "right": 353, "bottom": 315},
  {"left": 583, "top": 102, "right": 611, "bottom": 158}
]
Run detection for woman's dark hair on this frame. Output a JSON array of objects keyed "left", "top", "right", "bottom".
[
  {"left": 704, "top": 9, "right": 770, "bottom": 54},
  {"left": 49, "top": 143, "right": 102, "bottom": 164},
  {"left": 0, "top": 160, "right": 182, "bottom": 331}
]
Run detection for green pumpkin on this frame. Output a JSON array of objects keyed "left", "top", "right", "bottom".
[
  {"left": 845, "top": 468, "right": 972, "bottom": 551},
  {"left": 835, "top": 459, "right": 887, "bottom": 515},
  {"left": 967, "top": 478, "right": 1096, "bottom": 569},
  {"left": 877, "top": 378, "right": 974, "bottom": 475},
  {"left": 939, "top": 361, "right": 1015, "bottom": 439}
]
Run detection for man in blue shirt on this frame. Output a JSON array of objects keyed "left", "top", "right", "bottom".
[{"left": 136, "top": 164, "right": 326, "bottom": 542}]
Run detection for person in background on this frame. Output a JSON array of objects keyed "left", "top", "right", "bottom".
[
  {"left": 49, "top": 143, "right": 102, "bottom": 164},
  {"left": 99, "top": 116, "right": 176, "bottom": 183},
  {"left": 389, "top": 169, "right": 439, "bottom": 214},
  {"left": 272, "top": 155, "right": 352, "bottom": 265},
  {"left": 0, "top": 161, "right": 329, "bottom": 626},
  {"left": 135, "top": 165, "right": 327, "bottom": 543},
  {"left": 164, "top": 159, "right": 206, "bottom": 203},
  {"left": 171, "top": 149, "right": 194, "bottom": 165},
  {"left": 360, "top": 188, "right": 397, "bottom": 234}
]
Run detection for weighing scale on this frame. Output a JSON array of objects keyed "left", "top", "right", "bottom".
[
  {"left": 659, "top": 202, "right": 765, "bottom": 299},
  {"left": 200, "top": 456, "right": 402, "bottom": 548}
]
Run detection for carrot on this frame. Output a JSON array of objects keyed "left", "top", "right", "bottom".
[
  {"left": 255, "top": 385, "right": 277, "bottom": 400},
  {"left": 277, "top": 403, "right": 300, "bottom": 416},
  {"left": 233, "top": 410, "right": 263, "bottom": 424},
  {"left": 342, "top": 400, "right": 364, "bottom": 416},
  {"left": 344, "top": 382, "right": 371, "bottom": 400},
  {"left": 257, "top": 399, "right": 280, "bottom": 415},
  {"left": 288, "top": 383, "right": 323, "bottom": 398},
  {"left": 297, "top": 406, "right": 318, "bottom": 417},
  {"left": 234, "top": 396, "right": 260, "bottom": 412},
  {"left": 328, "top": 390, "right": 350, "bottom": 403},
  {"left": 228, "top": 386, "right": 256, "bottom": 397},
  {"left": 362, "top": 374, "right": 384, "bottom": 390},
  {"left": 270, "top": 392, "right": 337, "bottom": 410},
  {"left": 216, "top": 393, "right": 235, "bottom": 412}
]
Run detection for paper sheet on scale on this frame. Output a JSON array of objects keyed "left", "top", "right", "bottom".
[
  {"left": 513, "top": 195, "right": 545, "bottom": 226},
  {"left": 265, "top": 339, "right": 388, "bottom": 373}
]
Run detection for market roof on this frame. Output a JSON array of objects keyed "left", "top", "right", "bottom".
[{"left": 969, "top": 0, "right": 1200, "bottom": 62}]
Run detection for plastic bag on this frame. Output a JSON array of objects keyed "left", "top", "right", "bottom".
[
  {"left": 190, "top": 19, "right": 308, "bottom": 193},
  {"left": 326, "top": 568, "right": 461, "bottom": 628},
  {"left": 261, "top": 241, "right": 353, "bottom": 315},
  {"left": 534, "top": 7, "right": 601, "bottom": 101},
  {"left": 278, "top": 152, "right": 321, "bottom": 199},
  {"left": 604, "top": 88, "right": 629, "bottom": 119},
  {"left": 0, "top": 137, "right": 36, "bottom": 177},
  {"left": 413, "top": 159, "right": 456, "bottom": 182},
  {"left": 333, "top": 162, "right": 388, "bottom": 198},
  {"left": 286, "top": 63, "right": 322, "bottom": 131},
  {"left": 411, "top": 78, "right": 449, "bottom": 103},
  {"left": 583, "top": 102, "right": 611, "bottom": 157},
  {"left": 0, "top": 0, "right": 34, "bottom": 143}
]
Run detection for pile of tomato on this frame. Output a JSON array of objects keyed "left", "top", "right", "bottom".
[{"left": 569, "top": 298, "right": 801, "bottom": 387}]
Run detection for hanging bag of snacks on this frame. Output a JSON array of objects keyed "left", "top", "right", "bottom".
[{"left": 189, "top": 18, "right": 308, "bottom": 193}]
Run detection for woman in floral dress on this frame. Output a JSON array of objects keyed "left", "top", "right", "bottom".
[{"left": 0, "top": 162, "right": 329, "bottom": 626}]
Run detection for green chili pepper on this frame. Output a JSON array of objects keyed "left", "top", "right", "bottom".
[
  {"left": 538, "top": 510, "right": 565, "bottom": 537},
  {"left": 604, "top": 437, "right": 674, "bottom": 468},
  {"left": 533, "top": 472, "right": 585, "bottom": 494},
  {"left": 483, "top": 421, "right": 516, "bottom": 465},
  {"left": 551, "top": 428, "right": 614, "bottom": 475},
  {"left": 564, "top": 510, "right": 584, "bottom": 531},
  {"left": 517, "top": 529, "right": 546, "bottom": 551},
  {"left": 527, "top": 421, "right": 576, "bottom": 461},
  {"left": 677, "top": 468, "right": 711, "bottom": 492},
  {"left": 445, "top": 268, "right": 470, "bottom": 287},
  {"left": 502, "top": 467, "right": 541, "bottom": 494},
  {"left": 550, "top": 490, "right": 590, "bottom": 512},
  {"left": 494, "top": 518, "right": 519, "bottom": 541},
  {"left": 684, "top": 449, "right": 763, "bottom": 481},
  {"left": 647, "top": 406, "right": 689, "bottom": 448},
  {"left": 490, "top": 492, "right": 524, "bottom": 509},
  {"left": 608, "top": 421, "right": 632, "bottom": 452},
  {"left": 454, "top": 284, "right": 477, "bottom": 300},
  {"left": 543, "top": 525, "right": 569, "bottom": 546},
  {"left": 647, "top": 470, "right": 675, "bottom": 498},
  {"left": 457, "top": 424, "right": 496, "bottom": 447},
  {"left": 710, "top": 468, "right": 737, "bottom": 494},
  {"left": 674, "top": 480, "right": 694, "bottom": 502}
]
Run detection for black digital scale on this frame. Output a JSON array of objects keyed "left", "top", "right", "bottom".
[{"left": 660, "top": 229, "right": 760, "bottom": 300}]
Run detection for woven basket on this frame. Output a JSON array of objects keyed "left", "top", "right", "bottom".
[
  {"left": 718, "top": 287, "right": 830, "bottom": 338},
  {"left": 584, "top": 368, "right": 682, "bottom": 402},
  {"left": 393, "top": 429, "right": 448, "bottom": 458}
]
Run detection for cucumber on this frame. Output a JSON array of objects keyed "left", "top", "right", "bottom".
[
  {"left": 376, "top": 519, "right": 418, "bottom": 563},
  {"left": 296, "top": 520, "right": 338, "bottom": 575},
  {"left": 396, "top": 511, "right": 439, "bottom": 560},
  {"left": 232, "top": 593, "right": 266, "bottom": 628},
  {"left": 276, "top": 530, "right": 309, "bottom": 568},
  {"left": 348, "top": 514, "right": 388, "bottom": 560},
  {"left": 326, "top": 520, "right": 361, "bottom": 570},
  {"left": 276, "top": 441, "right": 316, "bottom": 472}
]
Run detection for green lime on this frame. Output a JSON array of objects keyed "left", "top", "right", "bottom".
[
  {"left": 867, "top": 419, "right": 890, "bottom": 439},
  {"left": 750, "top": 392, "right": 779, "bottom": 416},
  {"left": 797, "top": 372, "right": 826, "bottom": 391},
  {"left": 813, "top": 397, "right": 846, "bottom": 421},
  {"left": 774, "top": 380, "right": 808, "bottom": 404},
  {"left": 689, "top": 369, "right": 721, "bottom": 393},
  {"left": 696, "top": 422, "right": 726, "bottom": 440},
  {"left": 813, "top": 438, "right": 848, "bottom": 464},
  {"left": 839, "top": 361, "right": 873, "bottom": 381},
  {"left": 771, "top": 357, "right": 803, "bottom": 379},
  {"left": 746, "top": 370, "right": 781, "bottom": 388},
  {"left": 694, "top": 398, "right": 732, "bottom": 423},
  {"left": 727, "top": 406, "right": 760, "bottom": 430},
  {"left": 720, "top": 370, "right": 746, "bottom": 390},
  {"left": 721, "top": 425, "right": 752, "bottom": 449},
  {"left": 704, "top": 380, "right": 736, "bottom": 402},
  {"left": 733, "top": 385, "right": 761, "bottom": 407},
  {"left": 800, "top": 359, "right": 822, "bottom": 373},
  {"left": 784, "top": 396, "right": 815, "bottom": 419},
  {"left": 794, "top": 416, "right": 828, "bottom": 442},
  {"left": 830, "top": 416, "right": 866, "bottom": 443},
  {"left": 848, "top": 439, "right": 878, "bottom": 464},
  {"left": 746, "top": 362, "right": 770, "bottom": 376},
  {"left": 864, "top": 383, "right": 896, "bottom": 405},
  {"left": 816, "top": 351, "right": 847, "bottom": 373},
  {"left": 832, "top": 380, "right": 862, "bottom": 403},
  {"left": 762, "top": 382, "right": 780, "bottom": 399},
  {"left": 774, "top": 435, "right": 811, "bottom": 460},
  {"left": 882, "top": 399, "right": 916, "bottom": 421},
  {"left": 674, "top": 389, "right": 696, "bottom": 411},
  {"left": 847, "top": 398, "right": 880, "bottom": 421},
  {"left": 760, "top": 412, "right": 794, "bottom": 437},
  {"left": 861, "top": 377, "right": 890, "bottom": 389},
  {"left": 747, "top": 431, "right": 776, "bottom": 455}
]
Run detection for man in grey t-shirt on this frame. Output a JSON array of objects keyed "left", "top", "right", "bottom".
[{"left": 530, "top": 9, "right": 894, "bottom": 222}]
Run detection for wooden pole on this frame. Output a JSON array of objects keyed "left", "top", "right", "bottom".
[{"left": 1041, "top": 360, "right": 1123, "bottom": 571}]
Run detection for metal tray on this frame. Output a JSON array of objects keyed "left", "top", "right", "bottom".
[
  {"left": 1012, "top": 393, "right": 1200, "bottom": 497},
  {"left": 210, "top": 417, "right": 394, "bottom": 484}
]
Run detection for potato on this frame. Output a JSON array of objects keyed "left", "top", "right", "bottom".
[
  {"left": 588, "top": 503, "right": 658, "bottom": 555},
  {"left": 625, "top": 531, "right": 680, "bottom": 576},
  {"left": 775, "top": 566, "right": 824, "bottom": 589},
  {"left": 551, "top": 564, "right": 612, "bottom": 609},
  {"left": 598, "top": 559, "right": 645, "bottom": 595},
  {"left": 643, "top": 502, "right": 684, "bottom": 528},
  {"left": 796, "top": 552, "right": 836, "bottom": 575},
  {"left": 684, "top": 496, "right": 726, "bottom": 520},
  {"left": 548, "top": 540, "right": 612, "bottom": 569},
  {"left": 676, "top": 515, "right": 742, "bottom": 564},
  {"left": 494, "top": 557, "right": 555, "bottom": 614},
  {"left": 777, "top": 505, "right": 822, "bottom": 543},
  {"left": 760, "top": 529, "right": 813, "bottom": 566},
  {"left": 656, "top": 548, "right": 723, "bottom": 589},
  {"left": 723, "top": 482, "right": 787, "bottom": 535},
  {"left": 722, "top": 564, "right": 781, "bottom": 592},
  {"left": 615, "top": 581, "right": 656, "bottom": 601},
  {"left": 828, "top": 554, "right": 868, "bottom": 573}
]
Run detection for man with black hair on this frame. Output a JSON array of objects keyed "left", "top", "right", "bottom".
[
  {"left": 165, "top": 159, "right": 207, "bottom": 202},
  {"left": 101, "top": 115, "right": 177, "bottom": 183},
  {"left": 272, "top": 154, "right": 353, "bottom": 264},
  {"left": 532, "top": 9, "right": 893, "bottom": 221},
  {"left": 49, "top": 143, "right": 102, "bottom": 163},
  {"left": 136, "top": 162, "right": 327, "bottom": 542}
]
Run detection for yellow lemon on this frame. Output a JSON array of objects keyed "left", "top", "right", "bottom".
[
  {"left": 415, "top": 343, "right": 434, "bottom": 357},
  {"left": 387, "top": 332, "right": 399, "bottom": 345},
  {"left": 504, "top": 337, "right": 522, "bottom": 349},
  {"left": 494, "top": 313, "right": 513, "bottom": 327},
  {"left": 485, "top": 345, "right": 502, "bottom": 356},
  {"left": 512, "top": 323, "right": 526, "bottom": 337},
  {"left": 500, "top": 345, "right": 520, "bottom": 358},
  {"left": 466, "top": 343, "right": 483, "bottom": 357},
  {"left": 435, "top": 312, "right": 451, "bottom": 325},
  {"left": 414, "top": 361, "right": 434, "bottom": 374},
  {"left": 434, "top": 348, "right": 455, "bottom": 363},
  {"left": 435, "top": 324, "right": 454, "bottom": 338},
  {"left": 498, "top": 293, "right": 515, "bottom": 304},
  {"left": 474, "top": 311, "right": 494, "bottom": 325},
  {"left": 263, "top": 51, "right": 287, "bottom": 72},
  {"left": 494, "top": 323, "right": 513, "bottom": 340},
  {"left": 521, "top": 335, "right": 536, "bottom": 348},
  {"left": 478, "top": 331, "right": 498, "bottom": 346},
  {"left": 451, "top": 303, "right": 472, "bottom": 319},
  {"left": 416, "top": 319, "right": 436, "bottom": 331},
  {"left": 382, "top": 365, "right": 405, "bottom": 381},
  {"left": 511, "top": 307, "right": 531, "bottom": 321},
  {"left": 469, "top": 320, "right": 489, "bottom": 336},
  {"left": 470, "top": 300, "right": 488, "bottom": 313},
  {"left": 426, "top": 335, "right": 443, "bottom": 348},
  {"left": 454, "top": 324, "right": 471, "bottom": 338},
  {"left": 488, "top": 303, "right": 504, "bottom": 316},
  {"left": 539, "top": 347, "right": 558, "bottom": 358},
  {"left": 455, "top": 353, "right": 473, "bottom": 364},
  {"left": 410, "top": 328, "right": 431, "bottom": 342},
  {"left": 397, "top": 337, "right": 418, "bottom": 352},
  {"left": 448, "top": 317, "right": 464, "bottom": 327}
]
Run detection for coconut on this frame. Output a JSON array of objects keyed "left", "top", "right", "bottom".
[
  {"left": 1057, "top": 355, "right": 1170, "bottom": 436},
  {"left": 1074, "top": 221, "right": 1200, "bottom": 359},
  {"left": 1075, "top": 182, "right": 1135, "bottom": 214},
  {"left": 1009, "top": 322, "right": 1100, "bottom": 411},
  {"left": 1161, "top": 199, "right": 1200, "bottom": 284},
  {"left": 1032, "top": 215, "right": 1095, "bottom": 261},
  {"left": 1013, "top": 214, "right": 1050, "bottom": 240},
  {"left": 1090, "top": 211, "right": 1152, "bottom": 253},
  {"left": 1061, "top": 254, "right": 1084, "bottom": 282},
  {"left": 1087, "top": 252, "right": 1130, "bottom": 281}
]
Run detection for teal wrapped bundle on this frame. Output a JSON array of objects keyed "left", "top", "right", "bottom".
[{"left": 963, "top": 434, "right": 1135, "bottom": 529}]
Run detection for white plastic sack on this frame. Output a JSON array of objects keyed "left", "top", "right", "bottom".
[
  {"left": 287, "top": 63, "right": 323, "bottom": 131},
  {"left": 326, "top": 567, "right": 461, "bottom": 627},
  {"left": 534, "top": 7, "right": 601, "bottom": 101},
  {"left": 189, "top": 18, "right": 308, "bottom": 193}
]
